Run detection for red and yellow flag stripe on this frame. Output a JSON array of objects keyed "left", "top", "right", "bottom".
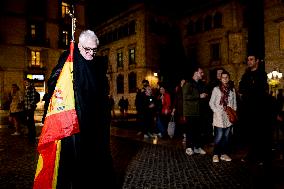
[{"left": 34, "top": 42, "right": 79, "bottom": 189}]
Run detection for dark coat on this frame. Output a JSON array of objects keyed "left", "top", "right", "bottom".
[{"left": 43, "top": 44, "right": 116, "bottom": 188}]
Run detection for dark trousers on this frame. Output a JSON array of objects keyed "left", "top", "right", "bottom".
[
  {"left": 26, "top": 109, "right": 36, "bottom": 142},
  {"left": 185, "top": 116, "right": 202, "bottom": 149}
]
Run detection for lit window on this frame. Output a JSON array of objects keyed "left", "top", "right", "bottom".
[
  {"left": 31, "top": 24, "right": 36, "bottom": 38},
  {"left": 129, "top": 48, "right": 135, "bottom": 65},
  {"left": 62, "top": 2, "right": 70, "bottom": 18},
  {"left": 31, "top": 51, "right": 41, "bottom": 67},
  {"left": 117, "top": 52, "right": 123, "bottom": 68},
  {"left": 63, "top": 30, "right": 69, "bottom": 45}
]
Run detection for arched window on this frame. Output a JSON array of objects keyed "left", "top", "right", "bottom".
[
  {"left": 213, "top": 12, "right": 222, "bottom": 28},
  {"left": 187, "top": 20, "right": 195, "bottom": 35},
  {"left": 116, "top": 74, "right": 124, "bottom": 94},
  {"left": 195, "top": 18, "right": 203, "bottom": 33},
  {"left": 204, "top": 15, "right": 212, "bottom": 31},
  {"left": 128, "top": 72, "right": 137, "bottom": 93}
]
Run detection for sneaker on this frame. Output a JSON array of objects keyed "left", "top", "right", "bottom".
[
  {"left": 194, "top": 147, "right": 206, "bottom": 155},
  {"left": 11, "top": 132, "right": 20, "bottom": 136},
  {"left": 185, "top": 148, "right": 194, "bottom": 156},
  {"left": 220, "top": 154, "right": 232, "bottom": 162},
  {"left": 213, "top": 155, "right": 219, "bottom": 163}
]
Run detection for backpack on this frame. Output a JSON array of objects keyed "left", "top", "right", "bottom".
[{"left": 35, "top": 91, "right": 40, "bottom": 104}]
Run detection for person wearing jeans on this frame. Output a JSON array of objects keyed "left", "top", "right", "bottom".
[{"left": 209, "top": 70, "right": 237, "bottom": 162}]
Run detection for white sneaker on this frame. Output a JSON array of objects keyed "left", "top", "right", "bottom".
[
  {"left": 213, "top": 155, "right": 219, "bottom": 163},
  {"left": 220, "top": 154, "right": 232, "bottom": 162},
  {"left": 11, "top": 132, "right": 20, "bottom": 136},
  {"left": 194, "top": 147, "right": 206, "bottom": 155},
  {"left": 185, "top": 148, "right": 194, "bottom": 156}
]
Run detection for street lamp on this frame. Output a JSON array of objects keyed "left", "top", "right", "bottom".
[{"left": 267, "top": 70, "right": 282, "bottom": 96}]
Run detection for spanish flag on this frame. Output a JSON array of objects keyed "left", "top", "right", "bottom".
[{"left": 33, "top": 41, "right": 80, "bottom": 189}]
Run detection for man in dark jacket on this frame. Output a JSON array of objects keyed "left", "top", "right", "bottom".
[
  {"left": 42, "top": 30, "right": 116, "bottom": 188},
  {"left": 239, "top": 54, "right": 270, "bottom": 167}
]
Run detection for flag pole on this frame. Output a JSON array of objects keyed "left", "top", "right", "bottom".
[
  {"left": 68, "top": 5, "right": 76, "bottom": 42},
  {"left": 68, "top": 6, "right": 76, "bottom": 58}
]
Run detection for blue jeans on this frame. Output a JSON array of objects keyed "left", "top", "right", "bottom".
[{"left": 213, "top": 126, "right": 232, "bottom": 155}]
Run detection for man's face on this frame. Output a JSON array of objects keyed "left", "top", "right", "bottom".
[
  {"left": 78, "top": 40, "right": 98, "bottom": 60},
  {"left": 24, "top": 80, "right": 29, "bottom": 88},
  {"left": 196, "top": 68, "right": 204, "bottom": 80},
  {"left": 247, "top": 56, "right": 258, "bottom": 69}
]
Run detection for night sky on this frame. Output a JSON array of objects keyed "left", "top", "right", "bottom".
[{"left": 85, "top": 0, "right": 197, "bottom": 28}]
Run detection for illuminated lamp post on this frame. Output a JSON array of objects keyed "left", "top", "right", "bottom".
[{"left": 267, "top": 70, "right": 282, "bottom": 96}]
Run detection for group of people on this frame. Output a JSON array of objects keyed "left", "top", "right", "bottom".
[
  {"left": 134, "top": 54, "right": 275, "bottom": 166},
  {"left": 118, "top": 96, "right": 129, "bottom": 117},
  {"left": 9, "top": 78, "right": 39, "bottom": 143}
]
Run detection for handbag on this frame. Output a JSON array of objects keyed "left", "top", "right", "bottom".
[
  {"left": 225, "top": 106, "right": 237, "bottom": 124},
  {"left": 167, "top": 115, "right": 176, "bottom": 138}
]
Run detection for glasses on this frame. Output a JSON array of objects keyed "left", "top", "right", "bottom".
[{"left": 82, "top": 46, "right": 97, "bottom": 53}]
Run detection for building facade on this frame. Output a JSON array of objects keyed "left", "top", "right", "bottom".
[
  {"left": 0, "top": 0, "right": 86, "bottom": 109},
  {"left": 178, "top": 0, "right": 248, "bottom": 86},
  {"left": 95, "top": 3, "right": 177, "bottom": 110},
  {"left": 95, "top": 0, "right": 250, "bottom": 109}
]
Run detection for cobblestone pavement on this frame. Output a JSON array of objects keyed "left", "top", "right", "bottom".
[{"left": 0, "top": 113, "right": 284, "bottom": 189}]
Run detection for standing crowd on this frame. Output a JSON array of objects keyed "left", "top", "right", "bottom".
[{"left": 134, "top": 54, "right": 277, "bottom": 166}]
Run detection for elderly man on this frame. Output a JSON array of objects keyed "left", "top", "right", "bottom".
[{"left": 39, "top": 30, "right": 116, "bottom": 188}]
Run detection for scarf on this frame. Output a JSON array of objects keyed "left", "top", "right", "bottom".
[{"left": 219, "top": 84, "right": 229, "bottom": 107}]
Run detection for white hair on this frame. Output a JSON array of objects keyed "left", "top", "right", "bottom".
[{"left": 79, "top": 30, "right": 99, "bottom": 46}]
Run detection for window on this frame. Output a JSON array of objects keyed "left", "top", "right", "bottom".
[
  {"left": 214, "top": 12, "right": 223, "bottom": 28},
  {"left": 128, "top": 72, "right": 137, "bottom": 93},
  {"left": 62, "top": 2, "right": 70, "bottom": 18},
  {"left": 187, "top": 21, "right": 195, "bottom": 35},
  {"left": 195, "top": 18, "right": 203, "bottom": 33},
  {"left": 31, "top": 24, "right": 36, "bottom": 38},
  {"left": 129, "top": 48, "right": 135, "bottom": 65},
  {"left": 117, "top": 52, "right": 123, "bottom": 68},
  {"left": 129, "top": 20, "right": 136, "bottom": 35},
  {"left": 116, "top": 74, "right": 124, "bottom": 94},
  {"left": 210, "top": 43, "right": 220, "bottom": 61},
  {"left": 62, "top": 30, "right": 69, "bottom": 46},
  {"left": 31, "top": 51, "right": 41, "bottom": 67},
  {"left": 204, "top": 15, "right": 212, "bottom": 31}
]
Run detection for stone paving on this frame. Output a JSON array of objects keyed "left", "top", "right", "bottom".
[{"left": 0, "top": 112, "right": 284, "bottom": 189}]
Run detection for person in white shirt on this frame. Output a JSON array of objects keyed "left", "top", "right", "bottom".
[{"left": 209, "top": 70, "right": 237, "bottom": 163}]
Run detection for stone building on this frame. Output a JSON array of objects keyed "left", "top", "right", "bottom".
[
  {"left": 0, "top": 0, "right": 86, "bottom": 109},
  {"left": 178, "top": 0, "right": 248, "bottom": 87},
  {"left": 95, "top": 0, "right": 250, "bottom": 109},
  {"left": 95, "top": 3, "right": 179, "bottom": 110}
]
